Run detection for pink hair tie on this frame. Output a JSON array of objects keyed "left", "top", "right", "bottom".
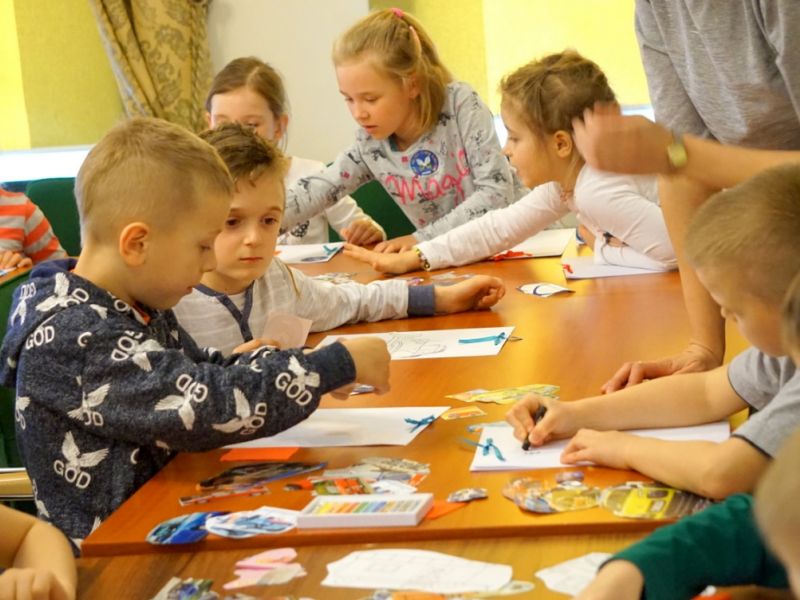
[{"left": 390, "top": 7, "right": 404, "bottom": 17}]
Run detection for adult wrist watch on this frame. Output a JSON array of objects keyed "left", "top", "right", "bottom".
[{"left": 666, "top": 131, "right": 688, "bottom": 171}]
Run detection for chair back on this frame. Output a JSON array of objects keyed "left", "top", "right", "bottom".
[{"left": 25, "top": 177, "right": 81, "bottom": 256}]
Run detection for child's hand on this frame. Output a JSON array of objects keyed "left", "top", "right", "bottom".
[
  {"left": 232, "top": 338, "right": 280, "bottom": 353},
  {"left": 0, "top": 251, "right": 33, "bottom": 270},
  {"left": 434, "top": 276, "right": 505, "bottom": 313},
  {"left": 0, "top": 567, "right": 74, "bottom": 600},
  {"left": 506, "top": 395, "right": 576, "bottom": 446},
  {"left": 343, "top": 244, "right": 421, "bottom": 274},
  {"left": 560, "top": 429, "right": 636, "bottom": 470},
  {"left": 339, "top": 337, "right": 391, "bottom": 394},
  {"left": 374, "top": 234, "right": 418, "bottom": 253},
  {"left": 341, "top": 219, "right": 385, "bottom": 246},
  {"left": 573, "top": 560, "right": 644, "bottom": 600}
]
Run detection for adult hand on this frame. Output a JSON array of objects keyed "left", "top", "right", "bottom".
[
  {"left": 601, "top": 343, "right": 721, "bottom": 393},
  {"left": 572, "top": 102, "right": 673, "bottom": 175}
]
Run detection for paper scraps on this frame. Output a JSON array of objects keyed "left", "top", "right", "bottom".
[
  {"left": 224, "top": 548, "right": 306, "bottom": 590},
  {"left": 205, "top": 506, "right": 299, "bottom": 538},
  {"left": 535, "top": 552, "right": 611, "bottom": 597},
  {"left": 517, "top": 283, "right": 574, "bottom": 297},
  {"left": 447, "top": 384, "right": 559, "bottom": 405}
]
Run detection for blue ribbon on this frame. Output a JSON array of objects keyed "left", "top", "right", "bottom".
[
  {"left": 405, "top": 414, "right": 435, "bottom": 433},
  {"left": 461, "top": 437, "right": 506, "bottom": 461},
  {"left": 458, "top": 332, "right": 507, "bottom": 346}
]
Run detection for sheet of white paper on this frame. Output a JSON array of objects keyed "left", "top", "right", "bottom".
[
  {"left": 495, "top": 228, "right": 575, "bottom": 259},
  {"left": 322, "top": 549, "right": 512, "bottom": 594},
  {"left": 535, "top": 552, "right": 611, "bottom": 596},
  {"left": 261, "top": 312, "right": 312, "bottom": 348},
  {"left": 562, "top": 256, "right": 668, "bottom": 279},
  {"left": 470, "top": 421, "right": 730, "bottom": 471},
  {"left": 225, "top": 406, "right": 449, "bottom": 449},
  {"left": 317, "top": 327, "right": 515, "bottom": 360},
  {"left": 275, "top": 242, "right": 344, "bottom": 264}
]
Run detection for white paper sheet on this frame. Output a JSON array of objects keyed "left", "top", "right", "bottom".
[
  {"left": 275, "top": 242, "right": 344, "bottom": 264},
  {"left": 317, "top": 326, "right": 515, "bottom": 360},
  {"left": 322, "top": 549, "right": 512, "bottom": 594},
  {"left": 494, "top": 228, "right": 575, "bottom": 259},
  {"left": 561, "top": 256, "right": 668, "bottom": 279},
  {"left": 225, "top": 406, "right": 449, "bottom": 449},
  {"left": 469, "top": 420, "right": 730, "bottom": 471},
  {"left": 535, "top": 552, "right": 611, "bottom": 596}
]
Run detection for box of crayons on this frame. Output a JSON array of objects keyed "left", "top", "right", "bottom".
[{"left": 297, "top": 493, "right": 433, "bottom": 528}]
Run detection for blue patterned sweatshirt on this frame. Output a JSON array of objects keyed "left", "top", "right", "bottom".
[{"left": 0, "top": 259, "right": 355, "bottom": 551}]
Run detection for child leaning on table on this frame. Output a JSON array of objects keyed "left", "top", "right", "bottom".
[
  {"left": 172, "top": 123, "right": 505, "bottom": 356},
  {"left": 575, "top": 272, "right": 800, "bottom": 600},
  {"left": 507, "top": 163, "right": 800, "bottom": 500},
  {"left": 344, "top": 50, "right": 676, "bottom": 275},
  {"left": 0, "top": 503, "right": 77, "bottom": 600},
  {"left": 0, "top": 117, "right": 390, "bottom": 552}
]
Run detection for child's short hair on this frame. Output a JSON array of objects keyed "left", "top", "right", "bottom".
[
  {"left": 783, "top": 271, "right": 800, "bottom": 355},
  {"left": 755, "top": 426, "right": 800, "bottom": 552},
  {"left": 332, "top": 8, "right": 452, "bottom": 135},
  {"left": 76, "top": 117, "right": 233, "bottom": 243},
  {"left": 685, "top": 163, "right": 800, "bottom": 304},
  {"left": 205, "top": 57, "right": 288, "bottom": 122},
  {"left": 499, "top": 50, "right": 616, "bottom": 138},
  {"left": 199, "top": 122, "right": 289, "bottom": 188}
]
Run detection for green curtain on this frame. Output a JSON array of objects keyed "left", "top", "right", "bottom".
[{"left": 88, "top": 0, "right": 212, "bottom": 132}]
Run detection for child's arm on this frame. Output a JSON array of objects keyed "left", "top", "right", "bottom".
[
  {"left": 290, "top": 263, "right": 504, "bottom": 331},
  {"left": 577, "top": 172, "right": 676, "bottom": 270},
  {"left": 345, "top": 184, "right": 568, "bottom": 274},
  {"left": 283, "top": 146, "right": 374, "bottom": 231},
  {"left": 22, "top": 198, "right": 67, "bottom": 262},
  {"left": 413, "top": 86, "right": 522, "bottom": 241},
  {"left": 0, "top": 504, "right": 76, "bottom": 600},
  {"left": 323, "top": 195, "right": 385, "bottom": 246},
  {"left": 577, "top": 495, "right": 788, "bottom": 600},
  {"left": 561, "top": 432, "right": 768, "bottom": 499}
]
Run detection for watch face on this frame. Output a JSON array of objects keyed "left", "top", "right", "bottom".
[{"left": 667, "top": 136, "right": 688, "bottom": 169}]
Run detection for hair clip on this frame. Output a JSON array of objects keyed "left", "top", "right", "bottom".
[{"left": 390, "top": 7, "right": 404, "bottom": 17}]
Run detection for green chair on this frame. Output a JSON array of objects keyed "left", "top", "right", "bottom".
[
  {"left": 0, "top": 269, "right": 33, "bottom": 504},
  {"left": 328, "top": 180, "right": 416, "bottom": 242},
  {"left": 24, "top": 177, "right": 82, "bottom": 256}
]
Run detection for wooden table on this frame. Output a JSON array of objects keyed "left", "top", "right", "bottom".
[{"left": 77, "top": 248, "right": 752, "bottom": 596}]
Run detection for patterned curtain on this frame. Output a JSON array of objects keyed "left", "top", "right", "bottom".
[{"left": 88, "top": 0, "right": 212, "bottom": 132}]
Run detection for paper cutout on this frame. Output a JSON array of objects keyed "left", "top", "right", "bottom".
[
  {"left": 424, "top": 499, "right": 466, "bottom": 520},
  {"left": 220, "top": 447, "right": 299, "bottom": 462},
  {"left": 322, "top": 549, "right": 512, "bottom": 594},
  {"left": 535, "top": 552, "right": 611, "bottom": 596},
  {"left": 261, "top": 312, "right": 312, "bottom": 348},
  {"left": 518, "top": 283, "right": 574, "bottom": 297},
  {"left": 447, "top": 384, "right": 559, "bottom": 405}
]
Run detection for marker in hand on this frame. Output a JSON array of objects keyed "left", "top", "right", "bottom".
[{"left": 521, "top": 404, "right": 547, "bottom": 451}]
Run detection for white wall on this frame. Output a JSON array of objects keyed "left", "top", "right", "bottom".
[{"left": 207, "top": 0, "right": 368, "bottom": 163}]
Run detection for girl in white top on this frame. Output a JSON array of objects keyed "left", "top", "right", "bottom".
[
  {"left": 206, "top": 56, "right": 385, "bottom": 246},
  {"left": 345, "top": 51, "right": 676, "bottom": 274}
]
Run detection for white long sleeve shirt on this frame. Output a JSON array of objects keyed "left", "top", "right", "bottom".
[
  {"left": 279, "top": 156, "right": 384, "bottom": 244},
  {"left": 173, "top": 259, "right": 434, "bottom": 356},
  {"left": 416, "top": 165, "right": 676, "bottom": 271}
]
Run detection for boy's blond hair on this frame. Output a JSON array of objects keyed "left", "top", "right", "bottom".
[
  {"left": 685, "top": 163, "right": 800, "bottom": 304},
  {"left": 332, "top": 8, "right": 452, "bottom": 135},
  {"left": 75, "top": 117, "right": 233, "bottom": 243},
  {"left": 755, "top": 426, "right": 800, "bottom": 553},
  {"left": 782, "top": 271, "right": 800, "bottom": 357},
  {"left": 499, "top": 50, "right": 616, "bottom": 140},
  {"left": 198, "top": 123, "right": 289, "bottom": 189}
]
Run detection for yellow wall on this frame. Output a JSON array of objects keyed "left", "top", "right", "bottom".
[
  {"left": 370, "top": 0, "right": 649, "bottom": 111},
  {"left": 0, "top": 0, "right": 30, "bottom": 150},
  {"left": 482, "top": 0, "right": 648, "bottom": 111},
  {"left": 3, "top": 0, "right": 122, "bottom": 150}
]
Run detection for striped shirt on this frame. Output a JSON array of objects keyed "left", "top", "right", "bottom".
[{"left": 0, "top": 188, "right": 67, "bottom": 262}]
